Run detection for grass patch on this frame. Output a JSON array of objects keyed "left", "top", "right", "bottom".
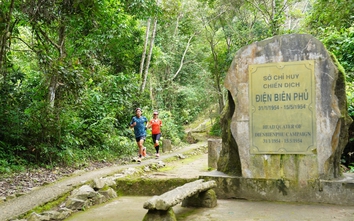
[
  {"left": 114, "top": 178, "right": 197, "bottom": 196},
  {"left": 176, "top": 208, "right": 200, "bottom": 220},
  {"left": 22, "top": 192, "right": 70, "bottom": 218},
  {"left": 158, "top": 165, "right": 176, "bottom": 172}
]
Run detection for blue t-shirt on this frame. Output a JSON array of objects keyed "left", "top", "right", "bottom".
[{"left": 130, "top": 116, "right": 148, "bottom": 138}]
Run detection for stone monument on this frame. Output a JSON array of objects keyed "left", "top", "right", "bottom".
[{"left": 203, "top": 34, "right": 354, "bottom": 205}]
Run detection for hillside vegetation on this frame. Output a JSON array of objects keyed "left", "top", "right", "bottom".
[{"left": 0, "top": 0, "right": 354, "bottom": 172}]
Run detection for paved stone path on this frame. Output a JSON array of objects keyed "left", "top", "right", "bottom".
[
  {"left": 2, "top": 140, "right": 354, "bottom": 221},
  {"left": 0, "top": 142, "right": 206, "bottom": 221},
  {"left": 65, "top": 195, "right": 354, "bottom": 221},
  {"left": 67, "top": 151, "right": 354, "bottom": 221}
]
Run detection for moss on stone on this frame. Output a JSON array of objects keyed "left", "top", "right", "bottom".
[
  {"left": 218, "top": 92, "right": 242, "bottom": 176},
  {"left": 143, "top": 208, "right": 177, "bottom": 221},
  {"left": 22, "top": 192, "right": 70, "bottom": 219},
  {"left": 176, "top": 208, "right": 199, "bottom": 220},
  {"left": 114, "top": 178, "right": 198, "bottom": 196},
  {"left": 329, "top": 52, "right": 353, "bottom": 178}
]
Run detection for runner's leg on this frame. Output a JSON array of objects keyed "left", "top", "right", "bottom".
[
  {"left": 155, "top": 134, "right": 161, "bottom": 157},
  {"left": 137, "top": 139, "right": 144, "bottom": 160}
]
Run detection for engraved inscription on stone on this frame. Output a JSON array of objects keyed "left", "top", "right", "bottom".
[{"left": 249, "top": 60, "right": 316, "bottom": 154}]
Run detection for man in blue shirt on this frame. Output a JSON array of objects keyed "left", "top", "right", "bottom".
[{"left": 130, "top": 107, "right": 147, "bottom": 163}]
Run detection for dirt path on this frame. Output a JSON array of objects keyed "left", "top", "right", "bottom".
[{"left": 147, "top": 144, "right": 210, "bottom": 179}]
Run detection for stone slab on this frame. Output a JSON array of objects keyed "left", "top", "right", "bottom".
[{"left": 143, "top": 179, "right": 216, "bottom": 210}]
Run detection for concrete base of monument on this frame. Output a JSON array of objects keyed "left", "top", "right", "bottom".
[{"left": 200, "top": 171, "right": 354, "bottom": 206}]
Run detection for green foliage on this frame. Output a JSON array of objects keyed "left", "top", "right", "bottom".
[
  {"left": 162, "top": 83, "right": 214, "bottom": 126},
  {"left": 311, "top": 25, "right": 354, "bottom": 118},
  {"left": 304, "top": 1, "right": 354, "bottom": 167},
  {"left": 209, "top": 116, "right": 221, "bottom": 137},
  {"left": 143, "top": 109, "right": 184, "bottom": 145},
  {"left": 0, "top": 0, "right": 153, "bottom": 170},
  {"left": 320, "top": 27, "right": 354, "bottom": 81},
  {"left": 349, "top": 163, "right": 354, "bottom": 173},
  {"left": 305, "top": 0, "right": 354, "bottom": 35},
  {"left": 346, "top": 85, "right": 354, "bottom": 118},
  {"left": 121, "top": 0, "right": 161, "bottom": 19},
  {"left": 3, "top": 0, "right": 353, "bottom": 172},
  {"left": 0, "top": 143, "right": 26, "bottom": 173}
]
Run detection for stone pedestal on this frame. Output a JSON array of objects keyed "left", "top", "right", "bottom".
[
  {"left": 182, "top": 189, "right": 217, "bottom": 208},
  {"left": 186, "top": 132, "right": 197, "bottom": 144},
  {"left": 162, "top": 139, "right": 172, "bottom": 153},
  {"left": 143, "top": 208, "right": 176, "bottom": 221},
  {"left": 208, "top": 139, "right": 222, "bottom": 169}
]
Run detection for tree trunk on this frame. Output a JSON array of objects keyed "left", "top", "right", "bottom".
[
  {"left": 215, "top": 73, "right": 224, "bottom": 113},
  {"left": 162, "top": 12, "right": 182, "bottom": 83},
  {"left": 49, "top": 23, "right": 66, "bottom": 108},
  {"left": 0, "top": 0, "right": 15, "bottom": 79},
  {"left": 171, "top": 33, "right": 195, "bottom": 81},
  {"left": 139, "top": 18, "right": 151, "bottom": 78},
  {"left": 140, "top": 17, "right": 157, "bottom": 93},
  {"left": 149, "top": 72, "right": 156, "bottom": 108},
  {"left": 209, "top": 35, "right": 224, "bottom": 113}
]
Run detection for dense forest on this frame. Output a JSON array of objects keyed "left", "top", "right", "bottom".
[{"left": 1, "top": 0, "right": 354, "bottom": 172}]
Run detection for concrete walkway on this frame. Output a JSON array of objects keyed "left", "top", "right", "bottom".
[
  {"left": 65, "top": 196, "right": 354, "bottom": 221},
  {"left": 0, "top": 142, "right": 207, "bottom": 221},
  {"left": 64, "top": 153, "right": 354, "bottom": 221},
  {"left": 2, "top": 141, "right": 354, "bottom": 221},
  {"left": 65, "top": 149, "right": 354, "bottom": 221}
]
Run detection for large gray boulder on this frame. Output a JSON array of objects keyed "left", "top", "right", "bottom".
[{"left": 220, "top": 34, "right": 352, "bottom": 181}]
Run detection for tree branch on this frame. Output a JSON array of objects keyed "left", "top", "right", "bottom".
[
  {"left": 171, "top": 33, "right": 196, "bottom": 81},
  {"left": 37, "top": 26, "right": 60, "bottom": 50},
  {"left": 11, "top": 37, "right": 38, "bottom": 53}
]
